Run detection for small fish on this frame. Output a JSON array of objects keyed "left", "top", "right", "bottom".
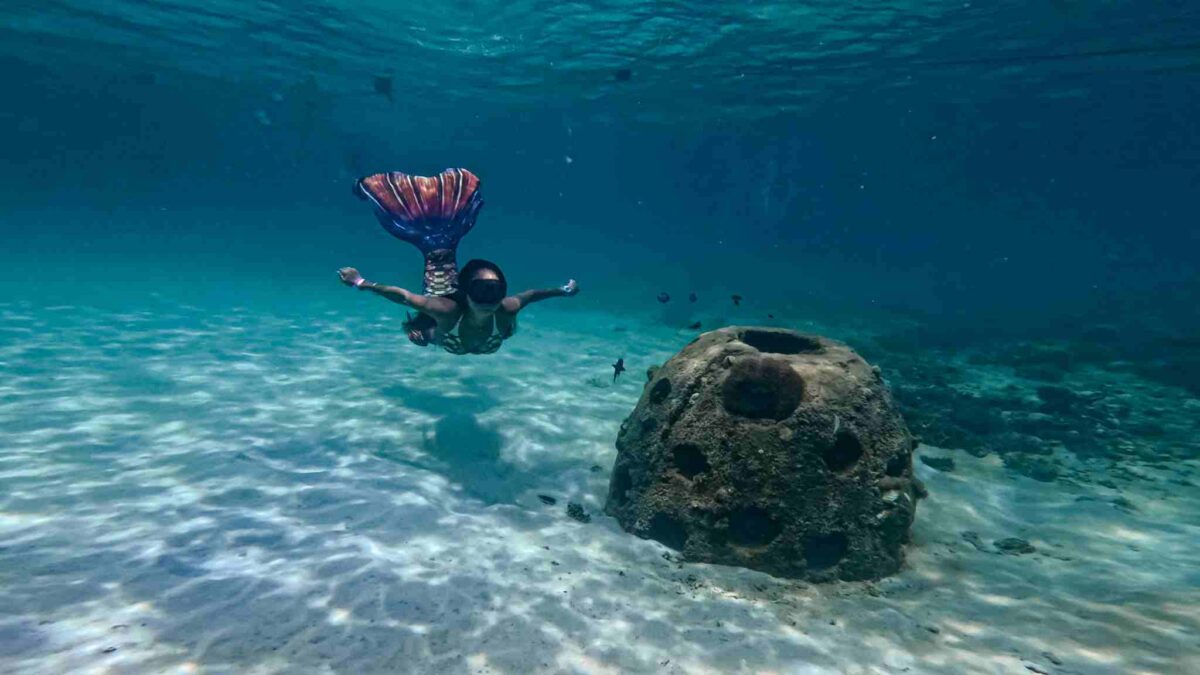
[
  {"left": 657, "top": 292, "right": 670, "bottom": 304},
  {"left": 537, "top": 494, "right": 557, "bottom": 505},
  {"left": 768, "top": 314, "right": 775, "bottom": 319},
  {"left": 731, "top": 294, "right": 743, "bottom": 306},
  {"left": 688, "top": 321, "right": 702, "bottom": 330},
  {"left": 612, "top": 357, "right": 626, "bottom": 382},
  {"left": 614, "top": 68, "right": 632, "bottom": 82},
  {"left": 689, "top": 292, "right": 697, "bottom": 303},
  {"left": 373, "top": 74, "right": 393, "bottom": 101}
]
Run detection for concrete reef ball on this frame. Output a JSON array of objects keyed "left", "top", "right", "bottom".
[{"left": 605, "top": 327, "right": 921, "bottom": 581}]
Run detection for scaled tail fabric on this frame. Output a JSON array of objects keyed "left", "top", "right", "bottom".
[{"left": 355, "top": 168, "right": 484, "bottom": 296}]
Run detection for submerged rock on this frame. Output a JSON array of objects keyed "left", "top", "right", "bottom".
[
  {"left": 605, "top": 327, "right": 920, "bottom": 581},
  {"left": 1003, "top": 454, "right": 1060, "bottom": 482},
  {"left": 988, "top": 432, "right": 1054, "bottom": 456},
  {"left": 961, "top": 531, "right": 988, "bottom": 552},
  {"left": 994, "top": 537, "right": 1036, "bottom": 555},
  {"left": 566, "top": 502, "right": 591, "bottom": 523},
  {"left": 919, "top": 455, "right": 956, "bottom": 472}
]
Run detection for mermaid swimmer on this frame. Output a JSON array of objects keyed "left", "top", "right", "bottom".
[{"left": 337, "top": 168, "right": 578, "bottom": 355}]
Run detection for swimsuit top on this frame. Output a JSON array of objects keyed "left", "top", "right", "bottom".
[{"left": 439, "top": 318, "right": 515, "bottom": 355}]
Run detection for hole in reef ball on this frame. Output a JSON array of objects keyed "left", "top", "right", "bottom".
[
  {"left": 611, "top": 464, "right": 633, "bottom": 504},
  {"left": 649, "top": 377, "right": 672, "bottom": 404},
  {"left": 646, "top": 513, "right": 688, "bottom": 551},
  {"left": 728, "top": 506, "right": 783, "bottom": 547},
  {"left": 739, "top": 329, "right": 822, "bottom": 355},
  {"left": 721, "top": 357, "right": 805, "bottom": 420},
  {"left": 671, "top": 443, "right": 710, "bottom": 479},
  {"left": 803, "top": 532, "right": 849, "bottom": 570},
  {"left": 823, "top": 429, "right": 864, "bottom": 472}
]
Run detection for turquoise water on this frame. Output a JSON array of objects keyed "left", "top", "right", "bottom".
[{"left": 2, "top": 2, "right": 1199, "bottom": 673}]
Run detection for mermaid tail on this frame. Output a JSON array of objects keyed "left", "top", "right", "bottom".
[
  {"left": 355, "top": 168, "right": 483, "bottom": 251},
  {"left": 355, "top": 168, "right": 484, "bottom": 296}
]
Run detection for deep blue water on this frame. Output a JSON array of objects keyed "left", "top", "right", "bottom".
[{"left": 2, "top": 1, "right": 1199, "bottom": 334}]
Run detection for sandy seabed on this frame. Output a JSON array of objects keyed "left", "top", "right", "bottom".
[{"left": 1, "top": 302, "right": 1197, "bottom": 674}]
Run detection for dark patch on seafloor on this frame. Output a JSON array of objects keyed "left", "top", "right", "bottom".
[
  {"left": 994, "top": 537, "right": 1036, "bottom": 555},
  {"left": 856, "top": 324, "right": 1200, "bottom": 488},
  {"left": 567, "top": 502, "right": 591, "bottom": 523}
]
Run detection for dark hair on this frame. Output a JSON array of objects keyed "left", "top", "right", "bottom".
[
  {"left": 403, "top": 312, "right": 437, "bottom": 332},
  {"left": 458, "top": 258, "right": 507, "bottom": 305}
]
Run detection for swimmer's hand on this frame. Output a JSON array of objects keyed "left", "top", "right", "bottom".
[
  {"left": 512, "top": 281, "right": 578, "bottom": 310},
  {"left": 338, "top": 267, "right": 368, "bottom": 288}
]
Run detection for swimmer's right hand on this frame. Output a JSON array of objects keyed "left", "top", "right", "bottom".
[
  {"left": 338, "top": 267, "right": 363, "bottom": 287},
  {"left": 407, "top": 327, "right": 432, "bottom": 347}
]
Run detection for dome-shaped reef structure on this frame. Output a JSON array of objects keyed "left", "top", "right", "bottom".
[{"left": 605, "top": 327, "right": 921, "bottom": 581}]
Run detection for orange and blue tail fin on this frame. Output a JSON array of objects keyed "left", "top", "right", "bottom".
[{"left": 355, "top": 168, "right": 484, "bottom": 253}]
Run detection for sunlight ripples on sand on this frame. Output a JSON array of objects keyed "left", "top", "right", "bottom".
[{"left": 1, "top": 301, "right": 1198, "bottom": 673}]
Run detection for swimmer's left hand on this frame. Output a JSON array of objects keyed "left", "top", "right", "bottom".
[
  {"left": 338, "top": 267, "right": 364, "bottom": 287},
  {"left": 561, "top": 279, "right": 579, "bottom": 296}
]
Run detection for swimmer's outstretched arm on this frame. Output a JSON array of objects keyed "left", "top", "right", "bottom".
[
  {"left": 338, "top": 267, "right": 431, "bottom": 310},
  {"left": 506, "top": 279, "right": 579, "bottom": 311}
]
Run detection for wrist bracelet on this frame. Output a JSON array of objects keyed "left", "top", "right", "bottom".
[{"left": 355, "top": 277, "right": 367, "bottom": 288}]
